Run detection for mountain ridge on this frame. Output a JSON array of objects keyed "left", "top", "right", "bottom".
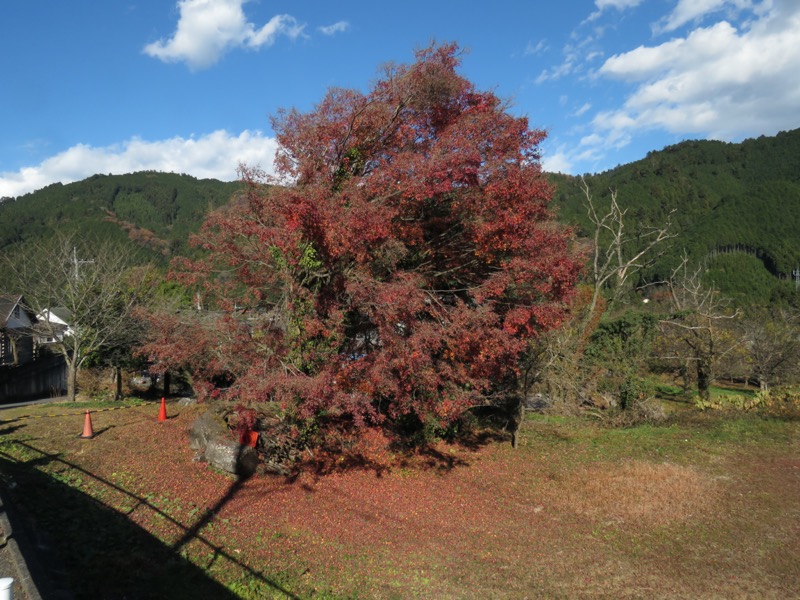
[
  {"left": 547, "top": 128, "right": 800, "bottom": 304},
  {"left": 2, "top": 129, "right": 799, "bottom": 305}
]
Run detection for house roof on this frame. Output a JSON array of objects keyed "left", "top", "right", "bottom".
[
  {"left": 0, "top": 294, "right": 24, "bottom": 327},
  {"left": 47, "top": 307, "right": 73, "bottom": 324}
]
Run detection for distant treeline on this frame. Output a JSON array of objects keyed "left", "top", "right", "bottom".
[
  {"left": 549, "top": 128, "right": 800, "bottom": 305},
  {"left": 2, "top": 129, "right": 799, "bottom": 308}
]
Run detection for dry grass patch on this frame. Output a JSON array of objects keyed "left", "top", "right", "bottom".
[{"left": 566, "top": 459, "right": 719, "bottom": 527}]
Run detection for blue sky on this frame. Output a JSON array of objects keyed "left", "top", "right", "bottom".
[{"left": 2, "top": 0, "right": 799, "bottom": 198}]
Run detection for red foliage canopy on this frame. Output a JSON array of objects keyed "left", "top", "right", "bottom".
[{"left": 144, "top": 43, "right": 581, "bottom": 431}]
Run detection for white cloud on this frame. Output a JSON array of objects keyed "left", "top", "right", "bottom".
[
  {"left": 585, "top": 50, "right": 604, "bottom": 63},
  {"left": 656, "top": 0, "right": 755, "bottom": 34},
  {"left": 657, "top": 0, "right": 727, "bottom": 32},
  {"left": 538, "top": 20, "right": 607, "bottom": 84},
  {"left": 524, "top": 40, "right": 547, "bottom": 56},
  {"left": 573, "top": 102, "right": 592, "bottom": 117},
  {"left": 0, "top": 130, "right": 278, "bottom": 198},
  {"left": 536, "top": 61, "right": 575, "bottom": 83},
  {"left": 318, "top": 21, "right": 350, "bottom": 36},
  {"left": 595, "top": 0, "right": 643, "bottom": 10},
  {"left": 541, "top": 149, "right": 573, "bottom": 174},
  {"left": 144, "top": 0, "right": 305, "bottom": 70},
  {"left": 593, "top": 1, "right": 800, "bottom": 143},
  {"left": 579, "top": 133, "right": 603, "bottom": 147},
  {"left": 588, "top": 0, "right": 644, "bottom": 21},
  {"left": 536, "top": 40, "right": 587, "bottom": 83}
]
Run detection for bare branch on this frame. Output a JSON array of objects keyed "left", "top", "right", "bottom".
[
  {"left": 4, "top": 232, "right": 154, "bottom": 400},
  {"left": 578, "top": 176, "right": 676, "bottom": 339}
]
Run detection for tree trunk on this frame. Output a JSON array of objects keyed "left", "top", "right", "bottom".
[
  {"left": 66, "top": 360, "right": 78, "bottom": 402},
  {"left": 680, "top": 361, "right": 692, "bottom": 398},
  {"left": 696, "top": 359, "right": 712, "bottom": 401},
  {"left": 163, "top": 371, "right": 171, "bottom": 397},
  {"left": 509, "top": 395, "right": 525, "bottom": 449},
  {"left": 114, "top": 366, "right": 123, "bottom": 400},
  {"left": 9, "top": 338, "right": 19, "bottom": 366}
]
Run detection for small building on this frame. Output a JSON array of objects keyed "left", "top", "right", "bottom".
[
  {"left": 35, "top": 306, "right": 74, "bottom": 344},
  {"left": 0, "top": 294, "right": 38, "bottom": 366}
]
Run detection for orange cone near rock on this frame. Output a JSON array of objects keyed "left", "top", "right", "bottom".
[
  {"left": 80, "top": 410, "right": 94, "bottom": 439},
  {"left": 158, "top": 397, "right": 168, "bottom": 422},
  {"left": 240, "top": 430, "right": 258, "bottom": 448}
]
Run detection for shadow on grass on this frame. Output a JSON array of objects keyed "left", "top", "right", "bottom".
[
  {"left": 0, "top": 423, "right": 26, "bottom": 436},
  {"left": 0, "top": 441, "right": 301, "bottom": 600},
  {"left": 295, "top": 426, "right": 509, "bottom": 481}
]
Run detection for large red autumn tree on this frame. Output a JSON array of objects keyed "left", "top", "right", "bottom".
[{"left": 143, "top": 43, "right": 581, "bottom": 440}]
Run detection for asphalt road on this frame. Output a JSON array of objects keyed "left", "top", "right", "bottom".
[
  {"left": 0, "top": 489, "right": 39, "bottom": 600},
  {"left": 0, "top": 395, "right": 72, "bottom": 599},
  {"left": 0, "top": 396, "right": 69, "bottom": 411},
  {"left": 0, "top": 548, "right": 28, "bottom": 599}
]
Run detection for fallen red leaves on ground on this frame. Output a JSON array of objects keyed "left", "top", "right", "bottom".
[{"left": 4, "top": 401, "right": 799, "bottom": 598}]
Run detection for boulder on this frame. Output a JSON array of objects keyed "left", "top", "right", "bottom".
[{"left": 188, "top": 410, "right": 259, "bottom": 478}]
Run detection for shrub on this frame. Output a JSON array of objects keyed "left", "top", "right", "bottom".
[
  {"left": 608, "top": 397, "right": 667, "bottom": 427},
  {"left": 695, "top": 386, "right": 800, "bottom": 417}
]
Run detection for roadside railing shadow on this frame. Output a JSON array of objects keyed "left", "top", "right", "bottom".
[{"left": 0, "top": 441, "right": 300, "bottom": 600}]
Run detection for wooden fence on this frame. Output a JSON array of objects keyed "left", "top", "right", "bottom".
[{"left": 0, "top": 354, "right": 67, "bottom": 403}]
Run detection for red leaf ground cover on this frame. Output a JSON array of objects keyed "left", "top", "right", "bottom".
[{"left": 2, "top": 401, "right": 799, "bottom": 598}]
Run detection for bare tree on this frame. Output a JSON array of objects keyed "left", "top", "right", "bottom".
[
  {"left": 743, "top": 308, "right": 800, "bottom": 390},
  {"left": 521, "top": 180, "right": 674, "bottom": 424},
  {"left": 658, "top": 254, "right": 741, "bottom": 401},
  {"left": 581, "top": 176, "right": 675, "bottom": 335},
  {"left": 3, "top": 233, "right": 154, "bottom": 401}
]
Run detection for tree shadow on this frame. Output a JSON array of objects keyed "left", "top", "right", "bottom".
[
  {"left": 413, "top": 445, "right": 471, "bottom": 472},
  {"left": 0, "top": 423, "right": 26, "bottom": 436},
  {"left": 170, "top": 445, "right": 255, "bottom": 558},
  {"left": 87, "top": 425, "right": 113, "bottom": 438},
  {"left": 300, "top": 451, "right": 393, "bottom": 480},
  {"left": 0, "top": 441, "right": 301, "bottom": 600},
  {"left": 449, "top": 428, "right": 509, "bottom": 452},
  {"left": 295, "top": 425, "right": 508, "bottom": 482}
]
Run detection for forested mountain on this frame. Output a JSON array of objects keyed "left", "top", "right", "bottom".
[
  {"left": 549, "top": 128, "right": 800, "bottom": 305},
  {"left": 2, "top": 128, "right": 798, "bottom": 306},
  {"left": 0, "top": 171, "right": 241, "bottom": 263}
]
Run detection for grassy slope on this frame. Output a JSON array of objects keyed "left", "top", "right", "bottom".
[{"left": 0, "top": 399, "right": 798, "bottom": 599}]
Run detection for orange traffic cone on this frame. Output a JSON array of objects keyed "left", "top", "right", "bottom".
[
  {"left": 157, "top": 397, "right": 168, "bottom": 422},
  {"left": 240, "top": 430, "right": 258, "bottom": 448},
  {"left": 80, "top": 410, "right": 94, "bottom": 439}
]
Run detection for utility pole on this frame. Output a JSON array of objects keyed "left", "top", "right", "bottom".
[{"left": 72, "top": 246, "right": 94, "bottom": 280}]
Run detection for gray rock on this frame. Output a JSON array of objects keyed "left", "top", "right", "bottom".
[
  {"left": 525, "top": 393, "right": 551, "bottom": 410},
  {"left": 188, "top": 410, "right": 259, "bottom": 478}
]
